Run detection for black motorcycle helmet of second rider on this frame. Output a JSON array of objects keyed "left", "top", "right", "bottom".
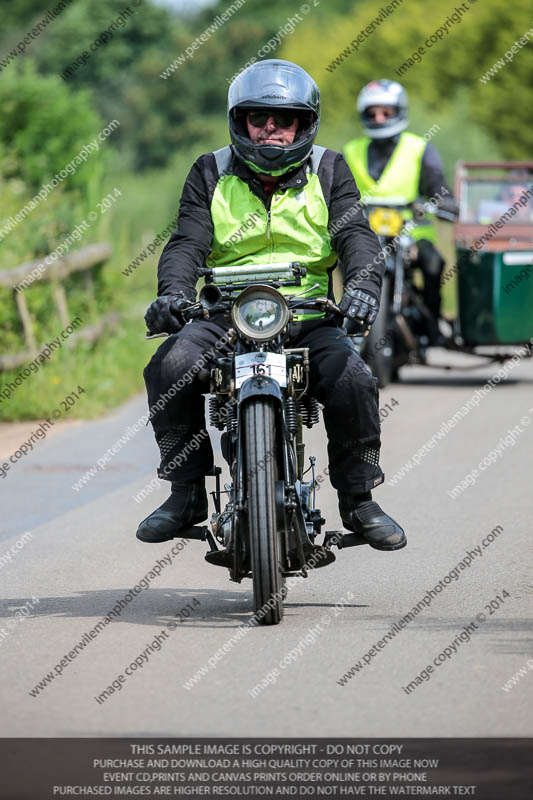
[{"left": 228, "top": 59, "right": 320, "bottom": 177}]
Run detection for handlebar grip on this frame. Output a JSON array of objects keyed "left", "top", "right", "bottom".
[
  {"left": 145, "top": 331, "right": 169, "bottom": 339},
  {"left": 435, "top": 209, "right": 457, "bottom": 222},
  {"left": 342, "top": 317, "right": 371, "bottom": 337}
]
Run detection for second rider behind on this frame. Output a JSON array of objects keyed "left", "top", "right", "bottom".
[
  {"left": 137, "top": 60, "right": 407, "bottom": 554},
  {"left": 344, "top": 79, "right": 458, "bottom": 344}
]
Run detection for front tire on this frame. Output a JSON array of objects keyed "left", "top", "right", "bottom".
[
  {"left": 243, "top": 397, "right": 283, "bottom": 626},
  {"left": 365, "top": 274, "right": 395, "bottom": 388}
]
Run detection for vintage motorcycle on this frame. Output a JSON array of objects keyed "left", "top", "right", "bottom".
[
  {"left": 148, "top": 262, "right": 369, "bottom": 626},
  {"left": 363, "top": 170, "right": 533, "bottom": 387},
  {"left": 361, "top": 198, "right": 454, "bottom": 387}
]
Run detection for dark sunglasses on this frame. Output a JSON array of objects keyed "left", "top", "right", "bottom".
[
  {"left": 366, "top": 108, "right": 396, "bottom": 120},
  {"left": 247, "top": 109, "right": 297, "bottom": 128}
]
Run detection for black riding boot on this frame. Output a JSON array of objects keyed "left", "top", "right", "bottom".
[
  {"left": 136, "top": 480, "right": 208, "bottom": 543},
  {"left": 338, "top": 491, "right": 406, "bottom": 551}
]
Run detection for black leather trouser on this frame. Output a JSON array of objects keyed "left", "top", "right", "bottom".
[
  {"left": 144, "top": 315, "right": 384, "bottom": 494},
  {"left": 415, "top": 237, "right": 446, "bottom": 319}
]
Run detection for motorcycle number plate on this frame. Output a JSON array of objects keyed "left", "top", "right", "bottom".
[{"left": 235, "top": 352, "right": 287, "bottom": 388}]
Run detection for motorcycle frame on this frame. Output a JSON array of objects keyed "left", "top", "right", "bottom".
[{"left": 206, "top": 303, "right": 324, "bottom": 584}]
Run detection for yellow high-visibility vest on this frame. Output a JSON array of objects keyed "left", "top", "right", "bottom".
[{"left": 344, "top": 132, "right": 436, "bottom": 243}]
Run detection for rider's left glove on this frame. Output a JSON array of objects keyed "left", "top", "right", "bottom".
[
  {"left": 144, "top": 293, "right": 193, "bottom": 334},
  {"left": 338, "top": 288, "right": 379, "bottom": 326}
]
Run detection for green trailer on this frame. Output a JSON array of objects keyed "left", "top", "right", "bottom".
[{"left": 454, "top": 161, "right": 533, "bottom": 348}]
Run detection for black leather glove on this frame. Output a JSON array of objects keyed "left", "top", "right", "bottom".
[
  {"left": 436, "top": 194, "right": 459, "bottom": 222},
  {"left": 338, "top": 288, "right": 379, "bottom": 326},
  {"left": 144, "top": 293, "right": 193, "bottom": 335}
]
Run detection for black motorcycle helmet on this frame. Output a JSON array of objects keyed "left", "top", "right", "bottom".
[{"left": 228, "top": 59, "right": 320, "bottom": 176}]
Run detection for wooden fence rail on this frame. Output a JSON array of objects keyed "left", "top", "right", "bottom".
[{"left": 0, "top": 243, "right": 117, "bottom": 371}]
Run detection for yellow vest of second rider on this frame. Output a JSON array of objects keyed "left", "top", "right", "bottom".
[{"left": 343, "top": 132, "right": 436, "bottom": 243}]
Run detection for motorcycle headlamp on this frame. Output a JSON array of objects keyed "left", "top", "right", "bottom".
[
  {"left": 231, "top": 284, "right": 289, "bottom": 342},
  {"left": 368, "top": 207, "right": 404, "bottom": 237}
]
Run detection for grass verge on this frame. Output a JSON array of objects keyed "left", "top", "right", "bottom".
[{"left": 0, "top": 306, "right": 164, "bottom": 421}]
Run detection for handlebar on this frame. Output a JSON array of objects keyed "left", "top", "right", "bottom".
[
  {"left": 146, "top": 295, "right": 370, "bottom": 339},
  {"left": 288, "top": 296, "right": 370, "bottom": 337},
  {"left": 364, "top": 198, "right": 457, "bottom": 223},
  {"left": 413, "top": 200, "right": 455, "bottom": 221}
]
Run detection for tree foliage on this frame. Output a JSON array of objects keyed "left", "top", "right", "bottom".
[
  {"left": 0, "top": 0, "right": 529, "bottom": 170},
  {"left": 282, "top": 0, "right": 532, "bottom": 161},
  {"left": 0, "top": 60, "right": 103, "bottom": 188}
]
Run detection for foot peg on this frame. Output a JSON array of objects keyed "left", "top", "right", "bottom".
[
  {"left": 324, "top": 530, "right": 369, "bottom": 549},
  {"left": 205, "top": 549, "right": 233, "bottom": 568},
  {"left": 302, "top": 544, "right": 336, "bottom": 569},
  {"left": 177, "top": 526, "right": 209, "bottom": 541}
]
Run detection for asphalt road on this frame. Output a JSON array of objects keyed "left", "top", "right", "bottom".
[{"left": 1, "top": 348, "right": 532, "bottom": 737}]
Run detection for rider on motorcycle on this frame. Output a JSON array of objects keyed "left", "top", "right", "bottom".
[
  {"left": 343, "top": 79, "right": 458, "bottom": 344},
  {"left": 136, "top": 60, "right": 406, "bottom": 553}
]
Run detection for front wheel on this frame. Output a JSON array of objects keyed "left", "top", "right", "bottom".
[{"left": 243, "top": 397, "right": 283, "bottom": 626}]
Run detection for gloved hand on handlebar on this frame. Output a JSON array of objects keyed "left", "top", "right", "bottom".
[
  {"left": 338, "top": 288, "right": 380, "bottom": 326},
  {"left": 436, "top": 194, "right": 459, "bottom": 222},
  {"left": 144, "top": 293, "right": 193, "bottom": 335}
]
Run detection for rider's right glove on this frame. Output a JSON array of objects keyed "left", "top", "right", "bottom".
[
  {"left": 144, "top": 293, "right": 193, "bottom": 335},
  {"left": 338, "top": 288, "right": 379, "bottom": 326}
]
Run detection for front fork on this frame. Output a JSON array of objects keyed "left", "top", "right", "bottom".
[{"left": 207, "top": 356, "right": 324, "bottom": 577}]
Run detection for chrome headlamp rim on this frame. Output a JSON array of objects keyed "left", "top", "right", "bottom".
[{"left": 231, "top": 284, "right": 289, "bottom": 342}]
